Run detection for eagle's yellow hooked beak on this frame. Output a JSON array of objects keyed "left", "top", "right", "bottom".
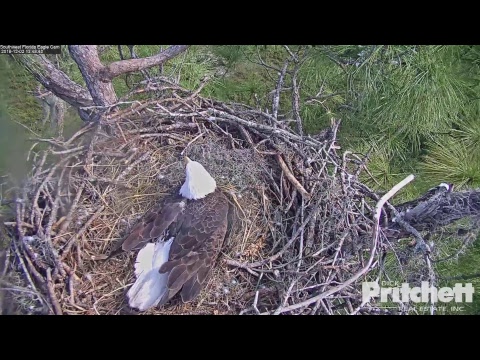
[{"left": 184, "top": 156, "right": 192, "bottom": 166}]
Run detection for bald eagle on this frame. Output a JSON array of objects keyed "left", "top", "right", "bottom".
[{"left": 110, "top": 156, "right": 230, "bottom": 311}]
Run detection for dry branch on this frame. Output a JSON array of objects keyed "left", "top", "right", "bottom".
[
  {"left": 12, "top": 54, "right": 94, "bottom": 108},
  {"left": 46, "top": 268, "right": 62, "bottom": 315},
  {"left": 276, "top": 154, "right": 310, "bottom": 200},
  {"left": 272, "top": 60, "right": 289, "bottom": 120}
]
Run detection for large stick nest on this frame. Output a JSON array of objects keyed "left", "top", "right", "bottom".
[{"left": 1, "top": 77, "right": 411, "bottom": 315}]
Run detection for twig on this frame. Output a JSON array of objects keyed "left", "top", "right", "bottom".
[
  {"left": 0, "top": 279, "right": 52, "bottom": 313},
  {"left": 57, "top": 182, "right": 85, "bottom": 236},
  {"left": 11, "top": 201, "right": 47, "bottom": 310},
  {"left": 51, "top": 145, "right": 86, "bottom": 155},
  {"left": 138, "top": 123, "right": 198, "bottom": 135},
  {"left": 237, "top": 125, "right": 255, "bottom": 148},
  {"left": 28, "top": 138, "right": 66, "bottom": 148},
  {"left": 276, "top": 154, "right": 310, "bottom": 200},
  {"left": 65, "top": 123, "right": 96, "bottom": 146},
  {"left": 46, "top": 268, "right": 63, "bottom": 315},
  {"left": 68, "top": 273, "right": 76, "bottom": 305},
  {"left": 60, "top": 206, "right": 105, "bottom": 259},
  {"left": 383, "top": 200, "right": 431, "bottom": 254},
  {"left": 13, "top": 120, "right": 40, "bottom": 137},
  {"left": 30, "top": 158, "right": 70, "bottom": 229},
  {"left": 206, "top": 108, "right": 320, "bottom": 147},
  {"left": 224, "top": 259, "right": 259, "bottom": 277},
  {"left": 283, "top": 45, "right": 298, "bottom": 61},
  {"left": 3, "top": 221, "right": 34, "bottom": 229},
  {"left": 45, "top": 166, "right": 68, "bottom": 277},
  {"left": 432, "top": 234, "right": 473, "bottom": 263},
  {"left": 291, "top": 63, "right": 303, "bottom": 136},
  {"left": 283, "top": 188, "right": 297, "bottom": 215},
  {"left": 272, "top": 60, "right": 289, "bottom": 121},
  {"left": 440, "top": 272, "right": 480, "bottom": 281},
  {"left": 425, "top": 254, "right": 436, "bottom": 315},
  {"left": 181, "top": 132, "right": 205, "bottom": 156},
  {"left": 246, "top": 204, "right": 319, "bottom": 269},
  {"left": 171, "top": 76, "right": 210, "bottom": 111},
  {"left": 252, "top": 273, "right": 264, "bottom": 314},
  {"left": 114, "top": 153, "right": 150, "bottom": 183}
]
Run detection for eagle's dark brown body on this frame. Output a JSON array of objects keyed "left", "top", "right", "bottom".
[{"left": 112, "top": 189, "right": 230, "bottom": 307}]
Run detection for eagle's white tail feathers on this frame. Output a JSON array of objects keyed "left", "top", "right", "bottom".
[{"left": 127, "top": 237, "right": 174, "bottom": 311}]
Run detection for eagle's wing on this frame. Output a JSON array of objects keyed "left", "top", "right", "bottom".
[
  {"left": 157, "top": 191, "right": 230, "bottom": 305},
  {"left": 109, "top": 195, "right": 186, "bottom": 257}
]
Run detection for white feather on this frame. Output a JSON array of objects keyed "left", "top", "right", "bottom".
[
  {"left": 127, "top": 237, "right": 174, "bottom": 311},
  {"left": 439, "top": 183, "right": 450, "bottom": 191},
  {"left": 179, "top": 160, "right": 216, "bottom": 200}
]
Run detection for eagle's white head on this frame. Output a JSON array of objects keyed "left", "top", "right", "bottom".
[{"left": 179, "top": 156, "right": 217, "bottom": 200}]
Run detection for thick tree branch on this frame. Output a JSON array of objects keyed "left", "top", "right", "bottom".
[
  {"left": 385, "top": 187, "right": 480, "bottom": 239},
  {"left": 15, "top": 46, "right": 190, "bottom": 119},
  {"left": 68, "top": 45, "right": 118, "bottom": 106},
  {"left": 12, "top": 54, "right": 94, "bottom": 108},
  {"left": 98, "top": 45, "right": 190, "bottom": 81}
]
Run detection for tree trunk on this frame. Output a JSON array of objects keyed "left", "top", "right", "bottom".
[{"left": 68, "top": 45, "right": 118, "bottom": 106}]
